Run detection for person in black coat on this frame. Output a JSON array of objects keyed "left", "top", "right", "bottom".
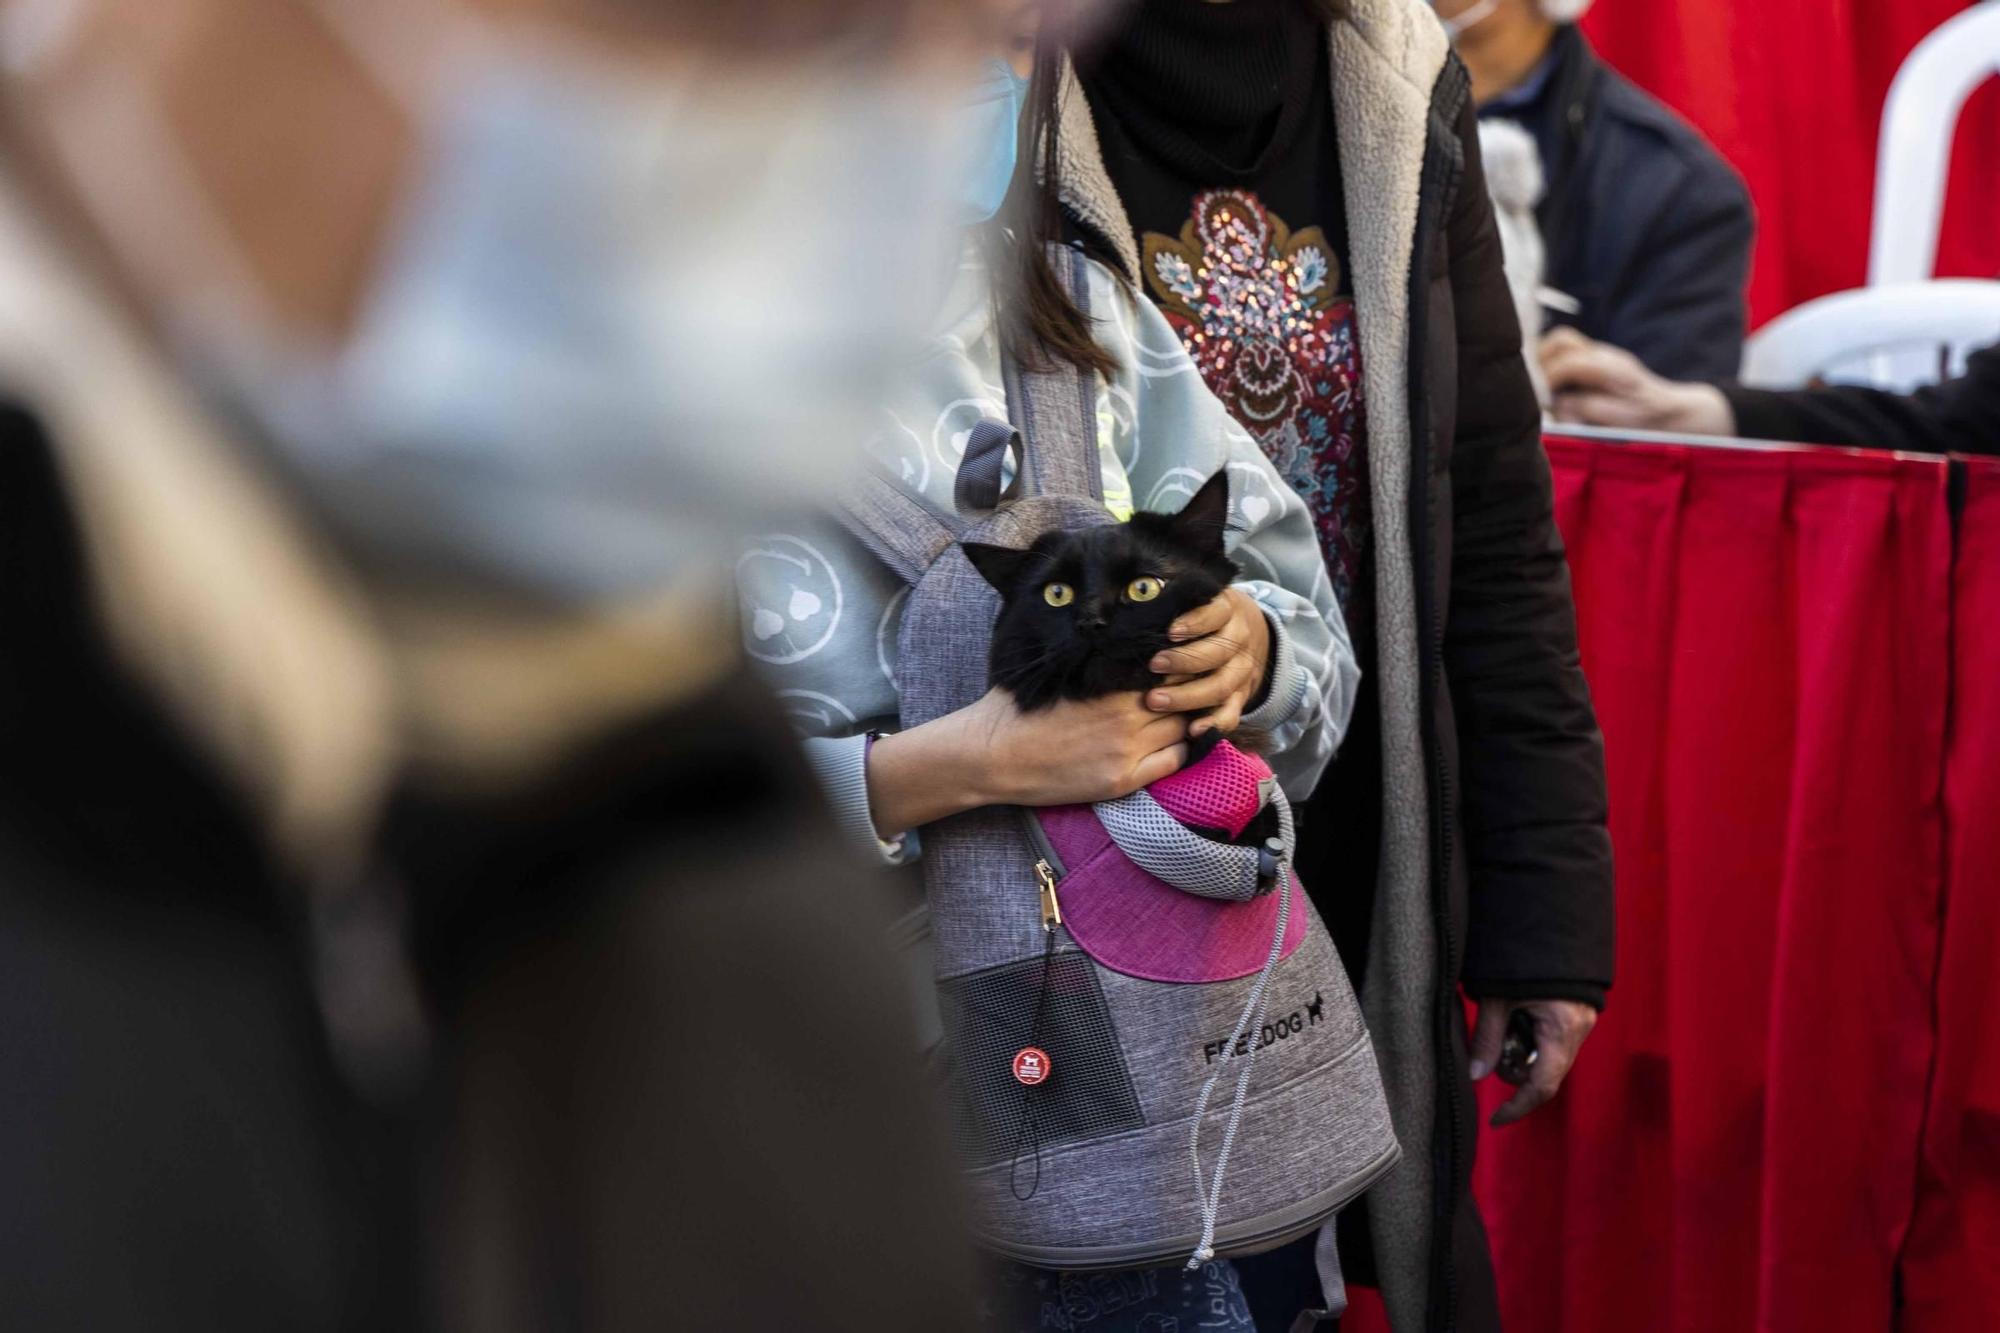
[
  {"left": 1065, "top": 3, "right": 1615, "bottom": 1327},
  {"left": 1541, "top": 325, "right": 2000, "bottom": 454},
  {"left": 1441, "top": 0, "right": 1756, "bottom": 381}
]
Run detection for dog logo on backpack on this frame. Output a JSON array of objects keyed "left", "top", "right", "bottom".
[{"left": 1012, "top": 1047, "right": 1052, "bottom": 1086}]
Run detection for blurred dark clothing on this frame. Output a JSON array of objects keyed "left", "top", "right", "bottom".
[
  {"left": 1483, "top": 24, "right": 1754, "bottom": 382},
  {"left": 0, "top": 401, "right": 976, "bottom": 1332},
  {"left": 0, "top": 402, "right": 390, "bottom": 1332},
  {"left": 1724, "top": 342, "right": 2000, "bottom": 456},
  {"left": 392, "top": 665, "right": 979, "bottom": 1333}
]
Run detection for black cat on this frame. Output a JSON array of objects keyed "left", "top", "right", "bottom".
[{"left": 962, "top": 469, "right": 1239, "bottom": 714}]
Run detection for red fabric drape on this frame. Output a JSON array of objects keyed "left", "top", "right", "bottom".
[
  {"left": 1473, "top": 439, "right": 1952, "bottom": 1333},
  {"left": 1897, "top": 457, "right": 2000, "bottom": 1333},
  {"left": 1578, "top": 2, "right": 2000, "bottom": 327},
  {"left": 1341, "top": 436, "right": 1962, "bottom": 1333}
]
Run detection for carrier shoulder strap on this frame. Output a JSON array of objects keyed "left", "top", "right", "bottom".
[
  {"left": 836, "top": 474, "right": 961, "bottom": 587},
  {"left": 1005, "top": 245, "right": 1105, "bottom": 505},
  {"left": 837, "top": 243, "right": 1106, "bottom": 586}
]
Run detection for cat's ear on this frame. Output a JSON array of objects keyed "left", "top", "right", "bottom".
[
  {"left": 962, "top": 541, "right": 1036, "bottom": 592},
  {"left": 1166, "top": 470, "right": 1233, "bottom": 558}
]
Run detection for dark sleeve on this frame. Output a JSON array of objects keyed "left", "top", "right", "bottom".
[
  {"left": 1724, "top": 342, "right": 2000, "bottom": 456},
  {"left": 1600, "top": 152, "right": 1754, "bottom": 383},
  {"left": 1442, "top": 96, "right": 1616, "bottom": 1008}
]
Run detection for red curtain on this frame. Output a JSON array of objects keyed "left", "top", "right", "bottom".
[
  {"left": 1342, "top": 435, "right": 1977, "bottom": 1333},
  {"left": 1897, "top": 456, "right": 2000, "bottom": 1333},
  {"left": 1578, "top": 2, "right": 2000, "bottom": 327},
  {"left": 1471, "top": 438, "right": 1953, "bottom": 1333}
]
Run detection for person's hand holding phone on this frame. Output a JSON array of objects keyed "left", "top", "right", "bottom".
[{"left": 1468, "top": 997, "right": 1599, "bottom": 1127}]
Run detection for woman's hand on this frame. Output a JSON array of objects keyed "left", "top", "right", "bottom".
[
  {"left": 866, "top": 687, "right": 1190, "bottom": 838},
  {"left": 1141, "top": 587, "right": 1273, "bottom": 739}
]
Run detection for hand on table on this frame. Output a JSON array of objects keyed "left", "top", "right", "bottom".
[{"left": 1540, "top": 327, "right": 1737, "bottom": 436}]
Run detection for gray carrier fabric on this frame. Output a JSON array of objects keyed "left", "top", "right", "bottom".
[{"left": 840, "top": 248, "right": 1397, "bottom": 1270}]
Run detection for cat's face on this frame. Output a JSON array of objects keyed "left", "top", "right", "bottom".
[{"left": 964, "top": 471, "right": 1238, "bottom": 710}]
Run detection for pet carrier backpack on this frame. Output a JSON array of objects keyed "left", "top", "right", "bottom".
[{"left": 840, "top": 250, "right": 1397, "bottom": 1271}]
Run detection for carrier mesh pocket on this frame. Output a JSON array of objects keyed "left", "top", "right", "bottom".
[{"left": 936, "top": 948, "right": 1144, "bottom": 1167}]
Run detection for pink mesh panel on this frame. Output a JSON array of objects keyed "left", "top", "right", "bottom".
[
  {"left": 1032, "top": 746, "right": 1304, "bottom": 985},
  {"left": 1145, "top": 741, "right": 1273, "bottom": 838}
]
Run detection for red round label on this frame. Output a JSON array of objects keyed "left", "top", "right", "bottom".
[{"left": 1012, "top": 1047, "right": 1052, "bottom": 1086}]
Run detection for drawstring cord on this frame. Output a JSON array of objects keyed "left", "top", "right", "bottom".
[{"left": 1184, "top": 849, "right": 1293, "bottom": 1269}]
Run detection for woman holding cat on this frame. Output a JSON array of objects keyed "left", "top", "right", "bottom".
[{"left": 737, "top": 11, "right": 1360, "bottom": 1330}]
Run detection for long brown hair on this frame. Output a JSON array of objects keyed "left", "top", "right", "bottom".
[{"left": 1000, "top": 0, "right": 1347, "bottom": 378}]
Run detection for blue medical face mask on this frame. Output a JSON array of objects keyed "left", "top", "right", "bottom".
[
  {"left": 66, "top": 25, "right": 962, "bottom": 604},
  {"left": 227, "top": 54, "right": 960, "bottom": 600},
  {"left": 955, "top": 58, "right": 1030, "bottom": 224}
]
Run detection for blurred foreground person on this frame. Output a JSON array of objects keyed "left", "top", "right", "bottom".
[
  {"left": 1437, "top": 0, "right": 1754, "bottom": 381},
  {"left": 0, "top": 0, "right": 995, "bottom": 1328},
  {"left": 1541, "top": 325, "right": 2000, "bottom": 454}
]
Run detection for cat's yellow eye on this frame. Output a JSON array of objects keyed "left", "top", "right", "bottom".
[
  {"left": 1043, "top": 582, "right": 1075, "bottom": 608},
  {"left": 1126, "top": 576, "right": 1165, "bottom": 603}
]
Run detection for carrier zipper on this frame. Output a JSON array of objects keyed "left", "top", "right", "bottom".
[
  {"left": 1016, "top": 808, "right": 1069, "bottom": 932},
  {"left": 1035, "top": 860, "right": 1063, "bottom": 931},
  {"left": 1018, "top": 807, "right": 1069, "bottom": 879}
]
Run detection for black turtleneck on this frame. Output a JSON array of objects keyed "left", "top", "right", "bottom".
[{"left": 1077, "top": 0, "right": 1321, "bottom": 180}]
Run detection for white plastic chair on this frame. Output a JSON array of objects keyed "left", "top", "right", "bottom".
[
  {"left": 1739, "top": 280, "right": 2000, "bottom": 391},
  {"left": 1868, "top": 1, "right": 2000, "bottom": 288}
]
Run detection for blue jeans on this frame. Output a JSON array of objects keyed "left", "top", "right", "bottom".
[{"left": 979, "top": 1258, "right": 1257, "bottom": 1332}]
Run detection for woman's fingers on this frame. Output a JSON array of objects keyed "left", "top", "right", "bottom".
[
  {"left": 1149, "top": 634, "right": 1241, "bottom": 678},
  {"left": 1146, "top": 658, "right": 1252, "bottom": 715},
  {"left": 1136, "top": 709, "right": 1192, "bottom": 748},
  {"left": 1168, "top": 596, "right": 1232, "bottom": 643}
]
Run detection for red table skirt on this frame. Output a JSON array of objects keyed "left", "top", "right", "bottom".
[{"left": 1345, "top": 439, "right": 1997, "bottom": 1332}]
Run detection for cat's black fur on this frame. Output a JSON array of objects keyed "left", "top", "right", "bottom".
[{"left": 963, "top": 470, "right": 1238, "bottom": 712}]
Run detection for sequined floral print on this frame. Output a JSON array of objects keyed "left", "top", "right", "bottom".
[{"left": 1143, "top": 190, "right": 1370, "bottom": 616}]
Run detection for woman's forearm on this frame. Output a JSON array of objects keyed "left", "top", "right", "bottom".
[
  {"left": 865, "top": 712, "right": 993, "bottom": 840},
  {"left": 867, "top": 689, "right": 1196, "bottom": 839}
]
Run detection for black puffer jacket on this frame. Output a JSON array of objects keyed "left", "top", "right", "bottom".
[
  {"left": 1057, "top": 3, "right": 1614, "bottom": 1327},
  {"left": 1405, "top": 53, "right": 1616, "bottom": 1333}
]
